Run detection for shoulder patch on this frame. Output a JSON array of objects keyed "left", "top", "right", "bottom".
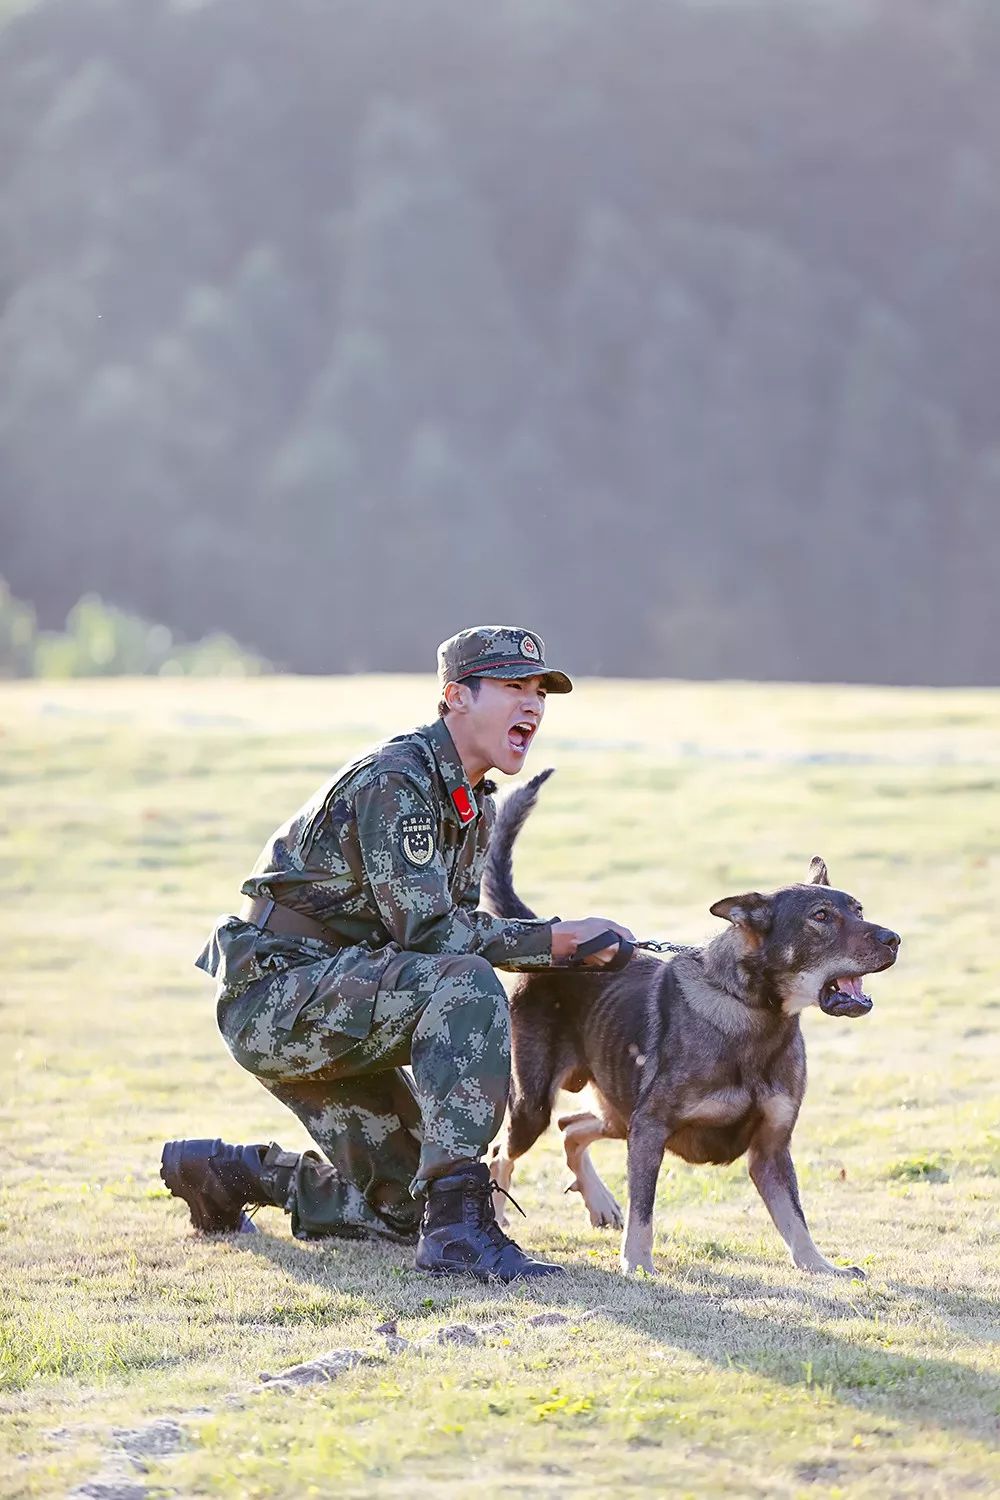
[{"left": 400, "top": 812, "right": 436, "bottom": 867}]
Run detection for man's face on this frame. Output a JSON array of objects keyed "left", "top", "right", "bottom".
[{"left": 463, "top": 676, "right": 547, "bottom": 776}]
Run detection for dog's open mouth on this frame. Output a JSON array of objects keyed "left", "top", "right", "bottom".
[{"left": 819, "top": 975, "right": 873, "bottom": 1018}]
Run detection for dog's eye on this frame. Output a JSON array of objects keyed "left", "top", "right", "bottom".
[{"left": 811, "top": 908, "right": 829, "bottom": 922}]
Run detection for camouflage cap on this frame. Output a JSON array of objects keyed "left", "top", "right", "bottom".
[{"left": 437, "top": 626, "right": 573, "bottom": 694}]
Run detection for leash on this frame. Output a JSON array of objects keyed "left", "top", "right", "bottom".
[
  {"left": 633, "top": 937, "right": 701, "bottom": 955},
  {"left": 569, "top": 930, "right": 701, "bottom": 972}
]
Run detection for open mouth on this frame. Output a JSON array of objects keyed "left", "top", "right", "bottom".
[
  {"left": 819, "top": 975, "right": 873, "bottom": 1019},
  {"left": 507, "top": 721, "right": 536, "bottom": 757}
]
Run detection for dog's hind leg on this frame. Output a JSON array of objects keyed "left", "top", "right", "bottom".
[{"left": 557, "top": 1111, "right": 623, "bottom": 1230}]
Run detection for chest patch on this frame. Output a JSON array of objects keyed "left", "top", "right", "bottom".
[{"left": 400, "top": 813, "right": 436, "bottom": 868}]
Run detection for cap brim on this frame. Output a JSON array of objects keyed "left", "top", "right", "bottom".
[{"left": 471, "top": 664, "right": 573, "bottom": 694}]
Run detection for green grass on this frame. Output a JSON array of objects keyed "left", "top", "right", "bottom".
[{"left": 1, "top": 675, "right": 998, "bottom": 1498}]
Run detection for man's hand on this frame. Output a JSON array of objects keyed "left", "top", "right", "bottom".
[{"left": 551, "top": 917, "right": 636, "bottom": 967}]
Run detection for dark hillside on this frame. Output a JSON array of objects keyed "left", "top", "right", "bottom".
[{"left": 1, "top": 0, "right": 997, "bottom": 682}]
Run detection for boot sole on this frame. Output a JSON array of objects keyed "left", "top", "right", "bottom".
[
  {"left": 417, "top": 1263, "right": 566, "bottom": 1284},
  {"left": 160, "top": 1138, "right": 255, "bottom": 1234}
]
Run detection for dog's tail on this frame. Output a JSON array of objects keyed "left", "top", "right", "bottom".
[{"left": 482, "top": 768, "right": 555, "bottom": 920}]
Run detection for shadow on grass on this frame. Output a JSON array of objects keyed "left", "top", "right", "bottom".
[
  {"left": 231, "top": 1228, "right": 1000, "bottom": 1445},
  {"left": 887, "top": 1278, "right": 1000, "bottom": 1343},
  {"left": 609, "top": 1262, "right": 1000, "bottom": 1445}
]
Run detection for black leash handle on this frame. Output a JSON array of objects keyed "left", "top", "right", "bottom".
[
  {"left": 560, "top": 927, "right": 699, "bottom": 972},
  {"left": 570, "top": 929, "right": 635, "bottom": 972}
]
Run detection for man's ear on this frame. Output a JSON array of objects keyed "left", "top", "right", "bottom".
[
  {"left": 709, "top": 893, "right": 773, "bottom": 935},
  {"left": 443, "top": 680, "right": 471, "bottom": 714},
  {"left": 808, "top": 856, "right": 830, "bottom": 887}
]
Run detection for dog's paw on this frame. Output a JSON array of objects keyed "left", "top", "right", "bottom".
[
  {"left": 620, "top": 1257, "right": 656, "bottom": 1277},
  {"left": 565, "top": 1176, "right": 623, "bottom": 1230},
  {"left": 795, "top": 1253, "right": 866, "bottom": 1279},
  {"left": 586, "top": 1189, "right": 624, "bottom": 1231}
]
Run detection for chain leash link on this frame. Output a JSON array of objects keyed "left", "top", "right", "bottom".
[{"left": 634, "top": 938, "right": 702, "bottom": 955}]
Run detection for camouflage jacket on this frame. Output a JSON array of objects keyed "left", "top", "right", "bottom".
[{"left": 197, "top": 718, "right": 554, "bottom": 1041}]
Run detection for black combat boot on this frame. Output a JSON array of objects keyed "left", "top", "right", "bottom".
[
  {"left": 160, "top": 1138, "right": 295, "bottom": 1233},
  {"left": 415, "top": 1162, "right": 564, "bottom": 1282}
]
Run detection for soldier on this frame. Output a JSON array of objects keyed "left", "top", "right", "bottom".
[{"left": 161, "top": 626, "right": 633, "bottom": 1281}]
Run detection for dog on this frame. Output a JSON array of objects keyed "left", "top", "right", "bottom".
[{"left": 484, "top": 770, "right": 900, "bottom": 1276}]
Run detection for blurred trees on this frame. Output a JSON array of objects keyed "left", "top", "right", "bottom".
[
  {"left": 0, "top": 0, "right": 998, "bottom": 683},
  {"left": 0, "top": 581, "right": 267, "bottom": 678}
]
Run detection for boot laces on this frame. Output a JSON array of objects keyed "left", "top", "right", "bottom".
[
  {"left": 489, "top": 1181, "right": 526, "bottom": 1219},
  {"left": 478, "top": 1179, "right": 526, "bottom": 1253}
]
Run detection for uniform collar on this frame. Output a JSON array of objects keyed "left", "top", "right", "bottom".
[{"left": 420, "top": 718, "right": 481, "bottom": 827}]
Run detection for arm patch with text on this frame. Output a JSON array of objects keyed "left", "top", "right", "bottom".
[{"left": 400, "top": 812, "right": 436, "bottom": 867}]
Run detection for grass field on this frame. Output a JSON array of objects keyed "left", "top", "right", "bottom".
[{"left": 1, "top": 675, "right": 998, "bottom": 1499}]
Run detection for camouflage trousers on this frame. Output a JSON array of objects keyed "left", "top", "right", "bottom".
[{"left": 217, "top": 950, "right": 510, "bottom": 1242}]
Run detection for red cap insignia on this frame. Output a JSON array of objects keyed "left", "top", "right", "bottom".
[{"left": 452, "top": 786, "right": 476, "bottom": 824}]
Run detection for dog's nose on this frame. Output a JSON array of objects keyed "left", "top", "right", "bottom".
[{"left": 876, "top": 928, "right": 900, "bottom": 951}]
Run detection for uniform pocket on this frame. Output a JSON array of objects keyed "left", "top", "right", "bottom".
[
  {"left": 219, "top": 944, "right": 397, "bottom": 1081},
  {"left": 267, "top": 958, "right": 335, "bottom": 1032},
  {"left": 268, "top": 946, "right": 392, "bottom": 1040}
]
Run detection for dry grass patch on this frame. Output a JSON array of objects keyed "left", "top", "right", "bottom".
[{"left": 1, "top": 676, "right": 998, "bottom": 1497}]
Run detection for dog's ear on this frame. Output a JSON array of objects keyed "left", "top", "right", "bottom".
[
  {"left": 808, "top": 856, "right": 830, "bottom": 887},
  {"left": 709, "top": 893, "right": 773, "bottom": 935}
]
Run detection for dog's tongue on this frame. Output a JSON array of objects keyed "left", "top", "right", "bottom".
[{"left": 819, "top": 975, "right": 873, "bottom": 1019}]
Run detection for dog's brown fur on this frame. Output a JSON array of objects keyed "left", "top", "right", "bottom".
[{"left": 485, "top": 771, "right": 900, "bottom": 1276}]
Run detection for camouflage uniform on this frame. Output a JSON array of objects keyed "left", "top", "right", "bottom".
[{"left": 195, "top": 627, "right": 571, "bottom": 1241}]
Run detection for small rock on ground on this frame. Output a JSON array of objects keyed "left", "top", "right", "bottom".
[
  {"left": 68, "top": 1417, "right": 192, "bottom": 1499},
  {"left": 373, "top": 1319, "right": 411, "bottom": 1355},
  {"left": 70, "top": 1479, "right": 152, "bottom": 1500},
  {"left": 111, "top": 1420, "right": 188, "bottom": 1461},
  {"left": 421, "top": 1323, "right": 480, "bottom": 1347},
  {"left": 257, "top": 1348, "right": 370, "bottom": 1388}
]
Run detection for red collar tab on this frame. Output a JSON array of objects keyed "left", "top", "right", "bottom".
[{"left": 451, "top": 786, "right": 476, "bottom": 825}]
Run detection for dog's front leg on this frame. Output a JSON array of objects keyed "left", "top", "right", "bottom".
[
  {"left": 621, "top": 1112, "right": 668, "bottom": 1274},
  {"left": 748, "top": 1142, "right": 864, "bottom": 1278}
]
